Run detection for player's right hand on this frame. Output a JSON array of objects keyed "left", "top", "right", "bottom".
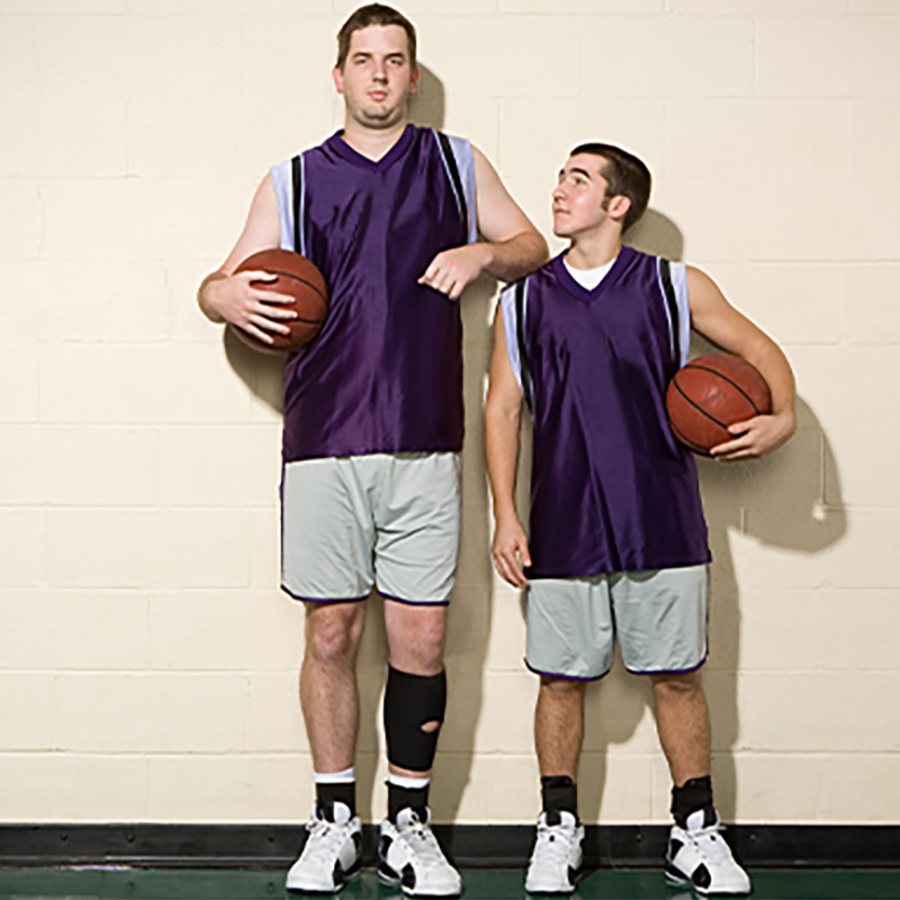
[
  {"left": 204, "top": 270, "right": 298, "bottom": 346},
  {"left": 492, "top": 515, "right": 532, "bottom": 588}
]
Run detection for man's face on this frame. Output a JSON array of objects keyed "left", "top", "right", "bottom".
[
  {"left": 551, "top": 153, "right": 612, "bottom": 239},
  {"left": 333, "top": 25, "right": 419, "bottom": 130}
]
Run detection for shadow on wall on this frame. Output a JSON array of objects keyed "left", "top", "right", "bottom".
[
  {"left": 220, "top": 66, "right": 498, "bottom": 824},
  {"left": 696, "top": 396, "right": 845, "bottom": 823}
]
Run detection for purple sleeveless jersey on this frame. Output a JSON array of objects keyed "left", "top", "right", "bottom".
[
  {"left": 270, "top": 126, "right": 476, "bottom": 463},
  {"left": 510, "top": 248, "right": 710, "bottom": 578}
]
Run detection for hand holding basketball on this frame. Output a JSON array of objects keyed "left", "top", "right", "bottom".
[
  {"left": 710, "top": 407, "right": 796, "bottom": 461},
  {"left": 666, "top": 352, "right": 792, "bottom": 460},
  {"left": 230, "top": 249, "right": 328, "bottom": 352}
]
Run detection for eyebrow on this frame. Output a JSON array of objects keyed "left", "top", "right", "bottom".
[{"left": 351, "top": 50, "right": 407, "bottom": 61}]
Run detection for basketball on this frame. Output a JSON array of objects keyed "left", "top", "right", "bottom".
[
  {"left": 231, "top": 248, "right": 328, "bottom": 352},
  {"left": 666, "top": 352, "right": 772, "bottom": 455}
]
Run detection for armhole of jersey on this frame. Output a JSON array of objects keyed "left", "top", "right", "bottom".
[
  {"left": 269, "top": 159, "right": 294, "bottom": 252},
  {"left": 514, "top": 280, "right": 533, "bottom": 410},
  {"left": 500, "top": 284, "right": 524, "bottom": 396},
  {"left": 658, "top": 258, "right": 690, "bottom": 368},
  {"left": 436, "top": 132, "right": 477, "bottom": 244}
]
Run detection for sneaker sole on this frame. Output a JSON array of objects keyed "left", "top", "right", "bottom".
[
  {"left": 665, "top": 868, "right": 751, "bottom": 897},
  {"left": 525, "top": 887, "right": 578, "bottom": 896},
  {"left": 525, "top": 875, "right": 581, "bottom": 895},
  {"left": 286, "top": 862, "right": 361, "bottom": 894},
  {"left": 378, "top": 871, "right": 461, "bottom": 899}
]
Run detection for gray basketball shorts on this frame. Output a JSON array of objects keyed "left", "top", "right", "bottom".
[
  {"left": 525, "top": 565, "right": 709, "bottom": 680},
  {"left": 281, "top": 452, "right": 461, "bottom": 605}
]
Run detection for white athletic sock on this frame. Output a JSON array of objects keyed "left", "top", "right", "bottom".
[
  {"left": 314, "top": 767, "right": 355, "bottom": 783},
  {"left": 387, "top": 772, "right": 430, "bottom": 790}
]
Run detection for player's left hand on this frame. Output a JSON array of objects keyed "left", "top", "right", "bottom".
[
  {"left": 709, "top": 410, "right": 796, "bottom": 461},
  {"left": 419, "top": 244, "right": 493, "bottom": 300}
]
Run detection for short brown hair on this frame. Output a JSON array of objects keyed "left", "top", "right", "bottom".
[
  {"left": 336, "top": 4, "right": 417, "bottom": 70},
  {"left": 570, "top": 142, "right": 652, "bottom": 231}
]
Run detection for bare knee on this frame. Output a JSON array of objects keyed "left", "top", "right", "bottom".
[
  {"left": 540, "top": 677, "right": 587, "bottom": 703},
  {"left": 408, "top": 617, "right": 445, "bottom": 671},
  {"left": 305, "top": 604, "right": 365, "bottom": 668},
  {"left": 385, "top": 604, "right": 446, "bottom": 675},
  {"left": 651, "top": 671, "right": 704, "bottom": 703}
]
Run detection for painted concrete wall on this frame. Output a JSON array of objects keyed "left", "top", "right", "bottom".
[{"left": 1, "top": 0, "right": 898, "bottom": 825}]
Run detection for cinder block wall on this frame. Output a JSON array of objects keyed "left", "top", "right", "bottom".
[{"left": 2, "top": 0, "right": 898, "bottom": 826}]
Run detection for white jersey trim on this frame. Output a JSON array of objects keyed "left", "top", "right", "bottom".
[
  {"left": 269, "top": 158, "right": 302, "bottom": 254},
  {"left": 657, "top": 259, "right": 691, "bottom": 368},
  {"left": 499, "top": 282, "right": 524, "bottom": 395},
  {"left": 438, "top": 132, "right": 478, "bottom": 244}
]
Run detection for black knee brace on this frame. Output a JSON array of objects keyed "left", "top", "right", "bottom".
[{"left": 383, "top": 666, "right": 447, "bottom": 773}]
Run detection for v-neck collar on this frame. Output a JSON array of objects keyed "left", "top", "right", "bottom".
[
  {"left": 329, "top": 124, "right": 415, "bottom": 171},
  {"left": 553, "top": 245, "right": 634, "bottom": 303}
]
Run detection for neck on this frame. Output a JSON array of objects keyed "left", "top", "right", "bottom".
[
  {"left": 341, "top": 117, "right": 409, "bottom": 161},
  {"left": 565, "top": 227, "right": 622, "bottom": 270}
]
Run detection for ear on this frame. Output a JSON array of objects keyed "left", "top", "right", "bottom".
[
  {"left": 332, "top": 65, "right": 345, "bottom": 94},
  {"left": 409, "top": 65, "right": 420, "bottom": 95},
  {"left": 607, "top": 195, "right": 632, "bottom": 224}
]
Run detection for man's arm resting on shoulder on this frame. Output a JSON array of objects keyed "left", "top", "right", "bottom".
[
  {"left": 197, "top": 173, "right": 297, "bottom": 346},
  {"left": 485, "top": 308, "right": 532, "bottom": 587},
  {"left": 419, "top": 147, "right": 549, "bottom": 300},
  {"left": 687, "top": 265, "right": 796, "bottom": 460}
]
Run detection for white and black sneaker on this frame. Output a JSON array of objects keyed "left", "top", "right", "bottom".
[
  {"left": 378, "top": 806, "right": 462, "bottom": 897},
  {"left": 525, "top": 810, "right": 584, "bottom": 895},
  {"left": 666, "top": 810, "right": 751, "bottom": 896},
  {"left": 286, "top": 801, "right": 362, "bottom": 894}
]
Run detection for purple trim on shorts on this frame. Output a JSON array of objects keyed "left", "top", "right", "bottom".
[
  {"left": 625, "top": 651, "right": 708, "bottom": 677},
  {"left": 379, "top": 591, "right": 450, "bottom": 607},
  {"left": 280, "top": 584, "right": 369, "bottom": 605},
  {"left": 525, "top": 659, "right": 610, "bottom": 683}
]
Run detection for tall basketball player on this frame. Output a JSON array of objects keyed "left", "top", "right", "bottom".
[{"left": 198, "top": 5, "right": 547, "bottom": 896}]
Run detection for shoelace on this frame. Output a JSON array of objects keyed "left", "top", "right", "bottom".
[
  {"left": 397, "top": 813, "right": 447, "bottom": 866},
  {"left": 531, "top": 822, "right": 575, "bottom": 866},
  {"left": 689, "top": 823, "right": 732, "bottom": 862},
  {"left": 303, "top": 816, "right": 351, "bottom": 862}
]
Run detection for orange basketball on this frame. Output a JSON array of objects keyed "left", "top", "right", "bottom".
[
  {"left": 231, "top": 249, "right": 328, "bottom": 353},
  {"left": 666, "top": 352, "right": 771, "bottom": 455}
]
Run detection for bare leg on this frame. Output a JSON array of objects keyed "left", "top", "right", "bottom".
[
  {"left": 300, "top": 601, "right": 367, "bottom": 773},
  {"left": 651, "top": 670, "right": 711, "bottom": 787},
  {"left": 383, "top": 601, "right": 448, "bottom": 779},
  {"left": 534, "top": 677, "right": 587, "bottom": 779}
]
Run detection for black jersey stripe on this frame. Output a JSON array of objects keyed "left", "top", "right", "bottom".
[
  {"left": 291, "top": 154, "right": 303, "bottom": 255},
  {"left": 436, "top": 131, "right": 469, "bottom": 233},
  {"left": 659, "top": 258, "right": 680, "bottom": 369},
  {"left": 515, "top": 279, "right": 533, "bottom": 410}
]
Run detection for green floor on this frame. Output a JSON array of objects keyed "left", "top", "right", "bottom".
[{"left": 1, "top": 868, "right": 899, "bottom": 900}]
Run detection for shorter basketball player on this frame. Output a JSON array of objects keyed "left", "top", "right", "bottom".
[{"left": 484, "top": 144, "right": 796, "bottom": 896}]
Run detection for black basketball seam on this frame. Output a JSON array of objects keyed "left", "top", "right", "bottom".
[
  {"left": 669, "top": 419, "right": 712, "bottom": 456},
  {"left": 671, "top": 379, "right": 734, "bottom": 431},
  {"left": 680, "top": 363, "right": 764, "bottom": 416},
  {"left": 250, "top": 269, "right": 328, "bottom": 304}
]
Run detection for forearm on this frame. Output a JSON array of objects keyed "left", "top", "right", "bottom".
[
  {"left": 485, "top": 404, "right": 523, "bottom": 522},
  {"left": 480, "top": 230, "right": 549, "bottom": 284},
  {"left": 744, "top": 339, "right": 796, "bottom": 423},
  {"left": 197, "top": 270, "right": 229, "bottom": 323}
]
